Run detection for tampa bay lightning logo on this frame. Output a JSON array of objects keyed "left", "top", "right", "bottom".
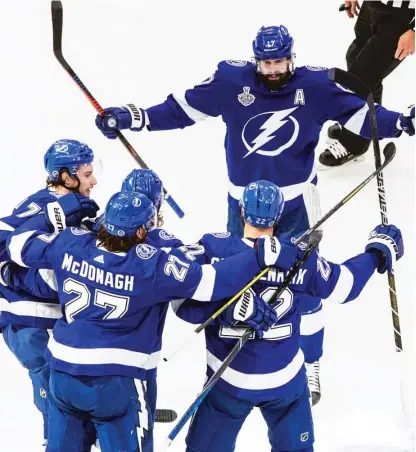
[
  {"left": 136, "top": 243, "right": 157, "bottom": 260},
  {"left": 241, "top": 107, "right": 300, "bottom": 158}
]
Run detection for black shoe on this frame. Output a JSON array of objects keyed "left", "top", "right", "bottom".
[{"left": 317, "top": 124, "right": 366, "bottom": 170}]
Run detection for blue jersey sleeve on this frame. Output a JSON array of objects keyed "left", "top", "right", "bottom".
[
  {"left": 6, "top": 214, "right": 61, "bottom": 270},
  {"left": 0, "top": 191, "right": 52, "bottom": 261},
  {"left": 146, "top": 63, "right": 226, "bottom": 131},
  {"left": 306, "top": 250, "right": 379, "bottom": 303},
  {"left": 172, "top": 297, "right": 225, "bottom": 324},
  {"left": 4, "top": 264, "right": 58, "bottom": 299},
  {"left": 319, "top": 70, "right": 400, "bottom": 139},
  {"left": 152, "top": 247, "right": 262, "bottom": 302}
]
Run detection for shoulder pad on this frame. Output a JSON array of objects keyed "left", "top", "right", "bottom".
[
  {"left": 305, "top": 65, "right": 328, "bottom": 71},
  {"left": 158, "top": 229, "right": 178, "bottom": 241},
  {"left": 70, "top": 226, "right": 91, "bottom": 236},
  {"left": 217, "top": 60, "right": 253, "bottom": 79},
  {"left": 209, "top": 232, "right": 232, "bottom": 239},
  {"left": 135, "top": 243, "right": 158, "bottom": 260}
]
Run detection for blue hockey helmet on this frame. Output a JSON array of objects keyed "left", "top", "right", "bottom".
[
  {"left": 240, "top": 180, "right": 285, "bottom": 228},
  {"left": 121, "top": 169, "right": 163, "bottom": 210},
  {"left": 44, "top": 139, "right": 94, "bottom": 182},
  {"left": 252, "top": 25, "right": 294, "bottom": 61},
  {"left": 104, "top": 191, "right": 157, "bottom": 237}
]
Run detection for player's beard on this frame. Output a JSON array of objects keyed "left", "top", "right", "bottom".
[{"left": 258, "top": 71, "right": 292, "bottom": 91}]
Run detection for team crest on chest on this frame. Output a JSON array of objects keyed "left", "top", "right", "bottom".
[{"left": 238, "top": 87, "right": 255, "bottom": 106}]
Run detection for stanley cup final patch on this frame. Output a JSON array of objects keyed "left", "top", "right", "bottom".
[{"left": 238, "top": 87, "right": 255, "bottom": 106}]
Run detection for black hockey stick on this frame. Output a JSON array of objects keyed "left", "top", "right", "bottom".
[
  {"left": 328, "top": 68, "right": 402, "bottom": 353},
  {"left": 163, "top": 141, "right": 396, "bottom": 363},
  {"left": 50, "top": 1, "right": 185, "bottom": 219},
  {"left": 163, "top": 231, "right": 322, "bottom": 449},
  {"left": 155, "top": 409, "right": 177, "bottom": 423}
]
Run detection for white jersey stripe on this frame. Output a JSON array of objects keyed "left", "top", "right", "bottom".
[
  {"left": 324, "top": 265, "right": 354, "bottom": 304},
  {"left": 192, "top": 265, "right": 216, "bottom": 301},
  {"left": 172, "top": 94, "right": 211, "bottom": 122},
  {"left": 0, "top": 297, "right": 61, "bottom": 319},
  {"left": 206, "top": 348, "right": 304, "bottom": 390},
  {"left": 8, "top": 230, "right": 36, "bottom": 268},
  {"left": 47, "top": 334, "right": 161, "bottom": 369}
]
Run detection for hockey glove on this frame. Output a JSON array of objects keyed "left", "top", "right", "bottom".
[
  {"left": 45, "top": 193, "right": 100, "bottom": 233},
  {"left": 95, "top": 104, "right": 147, "bottom": 139},
  {"left": 218, "top": 289, "right": 278, "bottom": 338},
  {"left": 82, "top": 214, "right": 104, "bottom": 233},
  {"left": 0, "top": 261, "right": 11, "bottom": 287},
  {"left": 397, "top": 105, "right": 415, "bottom": 136},
  {"left": 256, "top": 235, "right": 302, "bottom": 270},
  {"left": 365, "top": 224, "right": 404, "bottom": 274}
]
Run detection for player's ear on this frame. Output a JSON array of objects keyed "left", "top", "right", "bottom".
[{"left": 136, "top": 226, "right": 147, "bottom": 241}]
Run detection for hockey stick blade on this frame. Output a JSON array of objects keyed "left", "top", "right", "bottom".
[
  {"left": 164, "top": 238, "right": 322, "bottom": 449},
  {"left": 50, "top": 1, "right": 185, "bottom": 219},
  {"left": 328, "top": 67, "right": 371, "bottom": 100},
  {"left": 162, "top": 145, "right": 395, "bottom": 364}
]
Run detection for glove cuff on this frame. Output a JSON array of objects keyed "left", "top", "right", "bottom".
[
  {"left": 261, "top": 236, "right": 281, "bottom": 267},
  {"left": 46, "top": 202, "right": 67, "bottom": 233},
  {"left": 124, "top": 104, "right": 148, "bottom": 130}
]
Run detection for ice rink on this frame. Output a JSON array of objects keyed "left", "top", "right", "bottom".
[{"left": 0, "top": 0, "right": 414, "bottom": 450}]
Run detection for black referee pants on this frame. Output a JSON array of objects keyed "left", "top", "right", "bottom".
[{"left": 338, "top": 1, "right": 413, "bottom": 155}]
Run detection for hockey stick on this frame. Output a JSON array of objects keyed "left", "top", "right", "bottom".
[
  {"left": 163, "top": 231, "right": 322, "bottom": 449},
  {"left": 50, "top": 1, "right": 185, "bottom": 219},
  {"left": 163, "top": 141, "right": 396, "bottom": 363},
  {"left": 328, "top": 68, "right": 402, "bottom": 353}
]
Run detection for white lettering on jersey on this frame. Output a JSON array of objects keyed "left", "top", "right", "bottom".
[
  {"left": 61, "top": 253, "right": 135, "bottom": 292},
  {"left": 294, "top": 89, "right": 305, "bottom": 105}
]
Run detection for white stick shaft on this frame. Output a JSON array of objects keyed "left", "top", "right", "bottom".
[{"left": 162, "top": 330, "right": 199, "bottom": 363}]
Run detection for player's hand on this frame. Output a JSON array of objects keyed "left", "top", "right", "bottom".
[
  {"left": 256, "top": 236, "right": 302, "bottom": 270},
  {"left": 395, "top": 29, "right": 415, "bottom": 61},
  {"left": 397, "top": 105, "right": 415, "bottom": 136},
  {"left": 218, "top": 289, "right": 277, "bottom": 338},
  {"left": 343, "top": 1, "right": 360, "bottom": 19},
  {"left": 45, "top": 194, "right": 100, "bottom": 232},
  {"left": 365, "top": 224, "right": 404, "bottom": 274},
  {"left": 95, "top": 104, "right": 147, "bottom": 139}
]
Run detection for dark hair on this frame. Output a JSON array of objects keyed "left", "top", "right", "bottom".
[
  {"left": 96, "top": 225, "right": 146, "bottom": 253},
  {"left": 45, "top": 168, "right": 78, "bottom": 190}
]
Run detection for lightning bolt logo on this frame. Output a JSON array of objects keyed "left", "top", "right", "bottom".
[{"left": 242, "top": 107, "right": 299, "bottom": 158}]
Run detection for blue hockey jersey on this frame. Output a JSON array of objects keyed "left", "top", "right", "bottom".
[
  {"left": 145, "top": 62, "right": 401, "bottom": 214},
  {"left": 6, "top": 218, "right": 267, "bottom": 380},
  {"left": 0, "top": 188, "right": 62, "bottom": 328},
  {"left": 174, "top": 233, "right": 380, "bottom": 401}
]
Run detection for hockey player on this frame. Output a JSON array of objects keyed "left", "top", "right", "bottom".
[
  {"left": 94, "top": 24, "right": 414, "bottom": 401},
  {"left": 121, "top": 168, "right": 182, "bottom": 425},
  {"left": 95, "top": 24, "right": 414, "bottom": 240},
  {"left": 173, "top": 180, "right": 404, "bottom": 452},
  {"left": 6, "top": 190, "right": 299, "bottom": 452},
  {"left": 0, "top": 139, "right": 98, "bottom": 444}
]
